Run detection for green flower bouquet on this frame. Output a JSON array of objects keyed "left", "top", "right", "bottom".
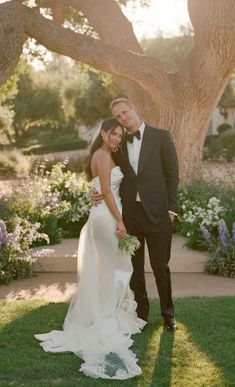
[{"left": 118, "top": 234, "right": 140, "bottom": 255}]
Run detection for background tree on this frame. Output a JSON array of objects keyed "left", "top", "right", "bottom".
[
  {"left": 4, "top": 68, "right": 62, "bottom": 142},
  {"left": 0, "top": 0, "right": 235, "bottom": 183},
  {"left": 0, "top": 60, "right": 27, "bottom": 104},
  {"left": 0, "top": 55, "right": 123, "bottom": 145},
  {"left": 74, "top": 69, "right": 123, "bottom": 126},
  {"left": 142, "top": 26, "right": 194, "bottom": 72},
  {"left": 0, "top": 106, "right": 15, "bottom": 144},
  {"left": 43, "top": 55, "right": 123, "bottom": 127},
  {"left": 219, "top": 73, "right": 235, "bottom": 113}
]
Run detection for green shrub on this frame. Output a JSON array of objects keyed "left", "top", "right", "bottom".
[
  {"left": 0, "top": 250, "right": 34, "bottom": 284},
  {"left": 60, "top": 155, "right": 85, "bottom": 173},
  {"left": 48, "top": 163, "right": 91, "bottom": 237},
  {"left": 204, "top": 135, "right": 219, "bottom": 147},
  {"left": 28, "top": 212, "right": 63, "bottom": 246},
  {"left": 30, "top": 153, "right": 88, "bottom": 175},
  {"left": 15, "top": 119, "right": 79, "bottom": 148},
  {"left": 0, "top": 174, "right": 67, "bottom": 246},
  {"left": 203, "top": 135, "right": 223, "bottom": 161},
  {"left": 23, "top": 139, "right": 87, "bottom": 155},
  {"left": 28, "top": 155, "right": 83, "bottom": 177},
  {"left": 219, "top": 128, "right": 235, "bottom": 161},
  {"left": 0, "top": 144, "right": 13, "bottom": 150},
  {"left": 0, "top": 219, "right": 49, "bottom": 285},
  {"left": 176, "top": 180, "right": 235, "bottom": 250},
  {"left": 217, "top": 122, "right": 232, "bottom": 135},
  {"left": 203, "top": 220, "right": 235, "bottom": 278},
  {"left": 0, "top": 105, "right": 15, "bottom": 144},
  {"left": 0, "top": 161, "right": 92, "bottom": 283},
  {"left": 1, "top": 161, "right": 91, "bottom": 247},
  {"left": 176, "top": 180, "right": 235, "bottom": 277},
  {"left": 0, "top": 149, "right": 35, "bottom": 177}
]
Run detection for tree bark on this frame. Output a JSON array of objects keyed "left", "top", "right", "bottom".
[
  {"left": 0, "top": 0, "right": 235, "bottom": 184},
  {"left": 0, "top": 2, "right": 25, "bottom": 86}
]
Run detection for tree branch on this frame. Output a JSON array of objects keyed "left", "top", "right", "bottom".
[
  {"left": 0, "top": 1, "right": 177, "bottom": 124},
  {"left": 37, "top": 0, "right": 142, "bottom": 51},
  {"left": 51, "top": 0, "right": 65, "bottom": 25},
  {"left": 21, "top": 4, "right": 169, "bottom": 94},
  {"left": 65, "top": 0, "right": 142, "bottom": 50},
  {"left": 176, "top": 0, "right": 235, "bottom": 98},
  {"left": 34, "top": 0, "right": 168, "bottom": 121}
]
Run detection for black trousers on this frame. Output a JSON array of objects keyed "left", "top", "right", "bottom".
[{"left": 126, "top": 202, "right": 174, "bottom": 321}]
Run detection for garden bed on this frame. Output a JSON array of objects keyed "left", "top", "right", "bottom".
[{"left": 0, "top": 161, "right": 234, "bottom": 284}]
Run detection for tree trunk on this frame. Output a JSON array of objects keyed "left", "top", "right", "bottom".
[{"left": 0, "top": 0, "right": 235, "bottom": 185}]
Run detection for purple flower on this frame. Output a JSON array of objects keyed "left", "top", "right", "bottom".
[
  {"left": 201, "top": 227, "right": 212, "bottom": 244},
  {"left": 217, "top": 219, "right": 229, "bottom": 253},
  {"left": 0, "top": 219, "right": 7, "bottom": 249},
  {"left": 5, "top": 232, "right": 19, "bottom": 248}
]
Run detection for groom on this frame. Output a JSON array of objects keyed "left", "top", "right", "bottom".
[{"left": 94, "top": 98, "right": 179, "bottom": 330}]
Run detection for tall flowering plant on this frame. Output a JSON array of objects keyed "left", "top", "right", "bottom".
[
  {"left": 49, "top": 161, "right": 92, "bottom": 236},
  {"left": 0, "top": 160, "right": 92, "bottom": 283},
  {"left": 6, "top": 161, "right": 73, "bottom": 244},
  {"left": 0, "top": 218, "right": 51, "bottom": 284},
  {"left": 0, "top": 160, "right": 92, "bottom": 245},
  {"left": 27, "top": 160, "right": 92, "bottom": 236},
  {"left": 177, "top": 193, "right": 225, "bottom": 249},
  {"left": 202, "top": 220, "right": 235, "bottom": 278},
  {"left": 177, "top": 180, "right": 235, "bottom": 248}
]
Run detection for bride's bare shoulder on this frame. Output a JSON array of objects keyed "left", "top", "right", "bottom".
[{"left": 92, "top": 149, "right": 112, "bottom": 165}]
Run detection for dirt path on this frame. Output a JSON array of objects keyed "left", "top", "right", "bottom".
[{"left": 0, "top": 273, "right": 234, "bottom": 302}]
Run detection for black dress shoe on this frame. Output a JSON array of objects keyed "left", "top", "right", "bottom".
[{"left": 163, "top": 315, "right": 177, "bottom": 331}]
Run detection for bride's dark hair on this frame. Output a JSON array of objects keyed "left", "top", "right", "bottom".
[{"left": 83, "top": 117, "right": 124, "bottom": 181}]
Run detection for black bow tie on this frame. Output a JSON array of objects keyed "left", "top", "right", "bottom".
[{"left": 126, "top": 130, "right": 141, "bottom": 143}]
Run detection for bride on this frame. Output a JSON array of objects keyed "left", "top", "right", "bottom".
[{"left": 34, "top": 118, "right": 146, "bottom": 379}]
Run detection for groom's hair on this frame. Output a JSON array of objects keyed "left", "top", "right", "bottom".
[{"left": 110, "top": 98, "right": 134, "bottom": 111}]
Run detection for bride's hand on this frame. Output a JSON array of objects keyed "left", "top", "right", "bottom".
[{"left": 116, "top": 221, "right": 127, "bottom": 239}]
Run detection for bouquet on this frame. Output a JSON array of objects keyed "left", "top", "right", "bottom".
[{"left": 118, "top": 234, "right": 140, "bottom": 255}]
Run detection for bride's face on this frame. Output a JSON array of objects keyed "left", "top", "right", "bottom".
[{"left": 102, "top": 126, "right": 123, "bottom": 150}]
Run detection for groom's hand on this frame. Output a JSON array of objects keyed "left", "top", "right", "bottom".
[
  {"left": 169, "top": 212, "right": 175, "bottom": 222},
  {"left": 90, "top": 188, "right": 103, "bottom": 206}
]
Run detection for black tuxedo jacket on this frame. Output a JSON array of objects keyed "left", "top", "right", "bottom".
[{"left": 112, "top": 124, "right": 179, "bottom": 226}]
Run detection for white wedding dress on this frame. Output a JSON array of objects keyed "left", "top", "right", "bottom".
[{"left": 35, "top": 166, "right": 146, "bottom": 379}]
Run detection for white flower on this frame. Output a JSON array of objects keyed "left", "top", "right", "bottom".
[{"left": 118, "top": 234, "right": 140, "bottom": 255}]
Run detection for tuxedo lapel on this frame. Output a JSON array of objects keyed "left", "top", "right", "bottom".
[
  {"left": 137, "top": 126, "right": 156, "bottom": 175},
  {"left": 122, "top": 135, "right": 136, "bottom": 177}
]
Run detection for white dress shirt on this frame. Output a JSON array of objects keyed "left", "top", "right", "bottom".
[{"left": 126, "top": 122, "right": 145, "bottom": 201}]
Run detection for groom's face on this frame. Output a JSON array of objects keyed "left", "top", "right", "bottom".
[{"left": 111, "top": 102, "right": 141, "bottom": 132}]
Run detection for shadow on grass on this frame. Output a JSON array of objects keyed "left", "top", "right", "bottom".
[
  {"left": 153, "top": 328, "right": 175, "bottom": 387},
  {"left": 0, "top": 301, "right": 168, "bottom": 387},
  {"left": 176, "top": 296, "right": 235, "bottom": 386},
  {"left": 0, "top": 298, "right": 234, "bottom": 386},
  {"left": 133, "top": 301, "right": 175, "bottom": 387}
]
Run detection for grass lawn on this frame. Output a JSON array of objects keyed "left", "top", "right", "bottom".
[{"left": 0, "top": 297, "right": 234, "bottom": 387}]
